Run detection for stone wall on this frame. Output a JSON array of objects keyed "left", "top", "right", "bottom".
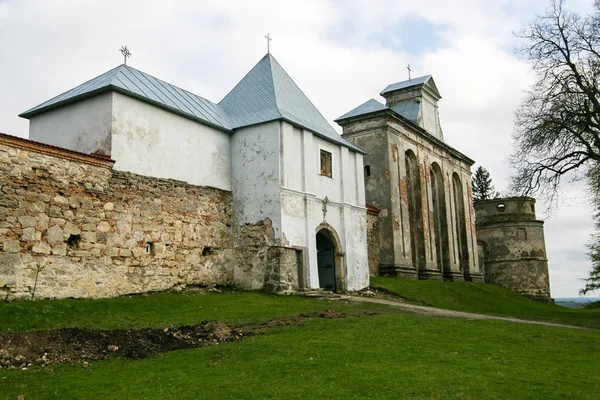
[
  {"left": 0, "top": 134, "right": 237, "bottom": 300},
  {"left": 474, "top": 197, "right": 552, "bottom": 302},
  {"left": 263, "top": 246, "right": 299, "bottom": 294},
  {"left": 366, "top": 205, "right": 380, "bottom": 276}
]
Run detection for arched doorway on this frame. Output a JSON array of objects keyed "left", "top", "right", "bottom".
[{"left": 315, "top": 224, "right": 344, "bottom": 292}]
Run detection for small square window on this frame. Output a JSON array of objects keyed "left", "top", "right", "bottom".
[{"left": 320, "top": 149, "right": 332, "bottom": 178}]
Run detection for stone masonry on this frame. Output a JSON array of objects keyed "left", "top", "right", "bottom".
[
  {"left": 0, "top": 134, "right": 280, "bottom": 300},
  {"left": 474, "top": 197, "right": 552, "bottom": 302}
]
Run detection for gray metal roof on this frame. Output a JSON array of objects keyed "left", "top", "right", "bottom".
[
  {"left": 220, "top": 54, "right": 363, "bottom": 152},
  {"left": 21, "top": 54, "right": 363, "bottom": 153},
  {"left": 380, "top": 75, "right": 434, "bottom": 96},
  {"left": 20, "top": 65, "right": 229, "bottom": 130},
  {"left": 390, "top": 101, "right": 420, "bottom": 124},
  {"left": 335, "top": 97, "right": 421, "bottom": 125},
  {"left": 334, "top": 99, "right": 387, "bottom": 122}
]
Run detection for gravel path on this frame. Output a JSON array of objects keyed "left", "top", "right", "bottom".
[{"left": 340, "top": 295, "right": 597, "bottom": 331}]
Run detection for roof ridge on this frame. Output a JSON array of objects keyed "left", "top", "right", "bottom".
[
  {"left": 265, "top": 54, "right": 283, "bottom": 119},
  {"left": 268, "top": 54, "right": 339, "bottom": 135}
]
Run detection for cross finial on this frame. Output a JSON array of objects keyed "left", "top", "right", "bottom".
[
  {"left": 264, "top": 33, "right": 272, "bottom": 53},
  {"left": 120, "top": 46, "right": 132, "bottom": 65},
  {"left": 407, "top": 64, "right": 412, "bottom": 80}
]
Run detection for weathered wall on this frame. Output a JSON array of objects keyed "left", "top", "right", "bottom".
[
  {"left": 474, "top": 197, "right": 552, "bottom": 301},
  {"left": 28, "top": 92, "right": 232, "bottom": 191},
  {"left": 366, "top": 206, "right": 380, "bottom": 276},
  {"left": 340, "top": 110, "right": 481, "bottom": 283},
  {"left": 29, "top": 92, "right": 113, "bottom": 155},
  {"left": 0, "top": 134, "right": 236, "bottom": 300},
  {"left": 263, "top": 246, "right": 299, "bottom": 294},
  {"left": 231, "top": 122, "right": 282, "bottom": 239},
  {"left": 111, "top": 93, "right": 231, "bottom": 191},
  {"left": 279, "top": 123, "right": 369, "bottom": 291},
  {"left": 230, "top": 120, "right": 369, "bottom": 292}
]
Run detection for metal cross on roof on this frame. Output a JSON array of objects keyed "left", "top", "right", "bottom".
[
  {"left": 120, "top": 46, "right": 132, "bottom": 65},
  {"left": 264, "top": 33, "right": 272, "bottom": 53},
  {"left": 407, "top": 64, "right": 412, "bottom": 80}
]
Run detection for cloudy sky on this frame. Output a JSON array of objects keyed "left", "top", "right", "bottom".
[{"left": 0, "top": 0, "right": 598, "bottom": 297}]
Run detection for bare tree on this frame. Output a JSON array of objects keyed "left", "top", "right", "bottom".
[
  {"left": 512, "top": 0, "right": 600, "bottom": 197},
  {"left": 512, "top": 0, "right": 600, "bottom": 293}
]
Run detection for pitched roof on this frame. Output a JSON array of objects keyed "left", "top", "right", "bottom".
[
  {"left": 20, "top": 65, "right": 229, "bottom": 130},
  {"left": 334, "top": 99, "right": 387, "bottom": 122},
  {"left": 20, "top": 54, "right": 363, "bottom": 153},
  {"left": 380, "top": 75, "right": 440, "bottom": 98},
  {"left": 334, "top": 98, "right": 420, "bottom": 124},
  {"left": 220, "top": 54, "right": 363, "bottom": 152}
]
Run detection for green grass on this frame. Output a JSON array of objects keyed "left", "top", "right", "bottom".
[
  {"left": 0, "top": 290, "right": 392, "bottom": 333},
  {"left": 371, "top": 276, "right": 600, "bottom": 328},
  {"left": 2, "top": 314, "right": 599, "bottom": 399},
  {"left": 1, "top": 287, "right": 599, "bottom": 399}
]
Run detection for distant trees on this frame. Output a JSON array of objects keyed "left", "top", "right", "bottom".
[
  {"left": 472, "top": 166, "right": 498, "bottom": 201},
  {"left": 511, "top": 0, "right": 600, "bottom": 293}
]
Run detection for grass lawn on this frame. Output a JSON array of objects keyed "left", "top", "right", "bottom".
[
  {"left": 1, "top": 313, "right": 599, "bottom": 399},
  {"left": 371, "top": 277, "right": 600, "bottom": 329},
  {"left": 0, "top": 290, "right": 393, "bottom": 333},
  {"left": 0, "top": 288, "right": 599, "bottom": 399}
]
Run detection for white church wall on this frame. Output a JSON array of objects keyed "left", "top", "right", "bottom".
[
  {"left": 279, "top": 123, "right": 368, "bottom": 290},
  {"left": 342, "top": 206, "right": 370, "bottom": 290},
  {"left": 231, "top": 121, "right": 282, "bottom": 239},
  {"left": 29, "top": 92, "right": 112, "bottom": 155},
  {"left": 110, "top": 93, "right": 231, "bottom": 191}
]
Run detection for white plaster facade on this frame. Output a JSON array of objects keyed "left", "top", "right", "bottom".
[
  {"left": 231, "top": 121, "right": 368, "bottom": 291},
  {"left": 29, "top": 92, "right": 231, "bottom": 191}
]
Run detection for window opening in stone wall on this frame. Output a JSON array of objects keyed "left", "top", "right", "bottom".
[
  {"left": 364, "top": 165, "right": 371, "bottom": 177},
  {"left": 145, "top": 242, "right": 155, "bottom": 256},
  {"left": 67, "top": 234, "right": 81, "bottom": 249},
  {"left": 320, "top": 149, "right": 332, "bottom": 178},
  {"left": 202, "top": 247, "right": 214, "bottom": 256}
]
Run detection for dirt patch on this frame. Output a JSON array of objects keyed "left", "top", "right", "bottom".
[
  {"left": 240, "top": 310, "right": 352, "bottom": 332},
  {"left": 0, "top": 320, "right": 244, "bottom": 369},
  {"left": 0, "top": 310, "right": 363, "bottom": 369}
]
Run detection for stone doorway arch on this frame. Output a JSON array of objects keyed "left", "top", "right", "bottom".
[{"left": 315, "top": 223, "right": 344, "bottom": 292}]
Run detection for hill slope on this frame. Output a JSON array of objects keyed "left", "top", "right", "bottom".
[{"left": 370, "top": 277, "right": 600, "bottom": 328}]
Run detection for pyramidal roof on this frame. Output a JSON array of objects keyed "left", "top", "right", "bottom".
[
  {"left": 220, "top": 54, "right": 361, "bottom": 152},
  {"left": 20, "top": 54, "right": 362, "bottom": 153},
  {"left": 20, "top": 65, "right": 229, "bottom": 130}
]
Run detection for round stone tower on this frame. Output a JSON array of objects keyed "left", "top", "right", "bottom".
[{"left": 474, "top": 197, "right": 551, "bottom": 302}]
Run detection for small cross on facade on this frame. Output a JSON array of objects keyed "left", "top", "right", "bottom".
[
  {"left": 120, "top": 46, "right": 132, "bottom": 65},
  {"left": 407, "top": 64, "right": 412, "bottom": 80},
  {"left": 264, "top": 33, "right": 272, "bottom": 53}
]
